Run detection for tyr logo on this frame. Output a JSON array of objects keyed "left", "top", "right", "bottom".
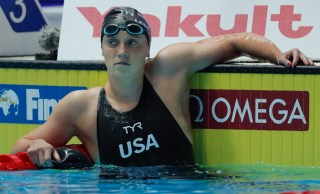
[{"left": 123, "top": 122, "right": 143, "bottom": 134}]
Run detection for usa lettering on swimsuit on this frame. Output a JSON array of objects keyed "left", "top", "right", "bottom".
[{"left": 119, "top": 122, "right": 160, "bottom": 158}]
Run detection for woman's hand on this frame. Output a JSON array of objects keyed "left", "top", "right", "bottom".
[
  {"left": 27, "top": 139, "right": 61, "bottom": 168},
  {"left": 277, "top": 48, "right": 314, "bottom": 67}
]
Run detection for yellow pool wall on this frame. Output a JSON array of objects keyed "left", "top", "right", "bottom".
[{"left": 0, "top": 62, "right": 319, "bottom": 167}]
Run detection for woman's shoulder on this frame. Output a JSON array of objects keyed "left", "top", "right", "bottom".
[
  {"left": 68, "top": 86, "right": 102, "bottom": 99},
  {"left": 58, "top": 87, "right": 103, "bottom": 109}
]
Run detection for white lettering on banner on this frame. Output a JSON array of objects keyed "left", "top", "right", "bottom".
[
  {"left": 190, "top": 90, "right": 309, "bottom": 130},
  {"left": 0, "top": 0, "right": 49, "bottom": 56},
  {"left": 266, "top": 99, "right": 307, "bottom": 124},
  {"left": 212, "top": 97, "right": 230, "bottom": 123},
  {"left": 191, "top": 90, "right": 308, "bottom": 129},
  {"left": 231, "top": 99, "right": 253, "bottom": 123},
  {"left": 288, "top": 99, "right": 307, "bottom": 124},
  {"left": 26, "top": 89, "right": 38, "bottom": 120},
  {"left": 10, "top": 0, "right": 27, "bottom": 23},
  {"left": 210, "top": 97, "right": 306, "bottom": 124},
  {"left": 26, "top": 89, "right": 58, "bottom": 121},
  {"left": 255, "top": 99, "right": 267, "bottom": 124},
  {"left": 269, "top": 99, "right": 287, "bottom": 124},
  {"left": 119, "top": 134, "right": 160, "bottom": 158},
  {"left": 190, "top": 95, "right": 204, "bottom": 122}
]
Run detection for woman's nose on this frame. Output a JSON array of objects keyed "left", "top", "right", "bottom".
[{"left": 117, "top": 44, "right": 128, "bottom": 59}]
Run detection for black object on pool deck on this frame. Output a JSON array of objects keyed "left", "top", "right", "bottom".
[{"left": 52, "top": 146, "right": 93, "bottom": 170}]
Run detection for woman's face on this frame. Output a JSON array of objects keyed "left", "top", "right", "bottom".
[{"left": 101, "top": 30, "right": 150, "bottom": 78}]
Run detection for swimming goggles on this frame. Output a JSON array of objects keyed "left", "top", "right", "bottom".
[{"left": 103, "top": 23, "right": 144, "bottom": 36}]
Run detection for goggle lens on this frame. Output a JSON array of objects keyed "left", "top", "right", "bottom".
[{"left": 104, "top": 23, "right": 144, "bottom": 36}]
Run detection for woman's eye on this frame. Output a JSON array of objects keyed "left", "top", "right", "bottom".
[
  {"left": 128, "top": 39, "right": 138, "bottom": 46},
  {"left": 107, "top": 39, "right": 118, "bottom": 47}
]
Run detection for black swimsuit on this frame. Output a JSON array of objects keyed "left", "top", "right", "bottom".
[{"left": 97, "top": 78, "right": 194, "bottom": 166}]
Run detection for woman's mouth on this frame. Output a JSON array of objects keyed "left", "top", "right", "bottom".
[{"left": 115, "top": 62, "right": 130, "bottom": 66}]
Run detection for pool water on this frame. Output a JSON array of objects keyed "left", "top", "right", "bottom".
[{"left": 1, "top": 163, "right": 320, "bottom": 193}]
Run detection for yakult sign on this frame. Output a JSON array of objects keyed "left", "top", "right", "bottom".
[
  {"left": 58, "top": 0, "right": 320, "bottom": 60},
  {"left": 77, "top": 5, "right": 312, "bottom": 39},
  {"left": 189, "top": 90, "right": 309, "bottom": 131}
]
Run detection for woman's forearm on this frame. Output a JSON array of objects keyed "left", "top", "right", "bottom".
[{"left": 233, "top": 32, "right": 283, "bottom": 65}]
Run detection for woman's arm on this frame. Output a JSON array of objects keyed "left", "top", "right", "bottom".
[
  {"left": 11, "top": 90, "right": 84, "bottom": 167},
  {"left": 154, "top": 32, "right": 314, "bottom": 76}
]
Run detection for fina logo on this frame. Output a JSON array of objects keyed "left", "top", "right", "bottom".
[
  {"left": 0, "top": 88, "right": 19, "bottom": 118},
  {"left": 0, "top": 84, "right": 86, "bottom": 124}
]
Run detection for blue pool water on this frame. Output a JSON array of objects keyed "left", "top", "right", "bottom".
[{"left": 1, "top": 164, "right": 320, "bottom": 193}]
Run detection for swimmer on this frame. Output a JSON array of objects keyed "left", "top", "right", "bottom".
[{"left": 11, "top": 7, "right": 315, "bottom": 168}]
